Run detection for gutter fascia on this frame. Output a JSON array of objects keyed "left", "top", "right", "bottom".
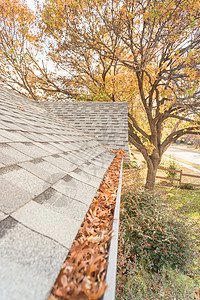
[{"left": 100, "top": 158, "right": 123, "bottom": 300}]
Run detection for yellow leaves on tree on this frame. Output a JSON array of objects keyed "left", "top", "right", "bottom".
[{"left": 1, "top": 0, "right": 200, "bottom": 189}]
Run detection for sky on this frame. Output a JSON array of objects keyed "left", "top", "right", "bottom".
[
  {"left": 26, "top": 0, "right": 36, "bottom": 11},
  {"left": 26, "top": 0, "right": 44, "bottom": 11}
]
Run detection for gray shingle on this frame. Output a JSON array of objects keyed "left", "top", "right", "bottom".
[
  {"left": 53, "top": 175, "right": 97, "bottom": 205},
  {"left": 34, "top": 142, "right": 61, "bottom": 155},
  {"left": 0, "top": 211, "right": 7, "bottom": 222},
  {"left": 0, "top": 219, "right": 67, "bottom": 300},
  {"left": 44, "top": 155, "right": 78, "bottom": 173},
  {"left": 0, "top": 129, "right": 32, "bottom": 142},
  {"left": 11, "top": 201, "right": 81, "bottom": 248},
  {"left": 40, "top": 101, "right": 128, "bottom": 152},
  {"left": 69, "top": 168, "right": 102, "bottom": 188},
  {"left": 48, "top": 142, "right": 73, "bottom": 152},
  {"left": 0, "top": 177, "right": 33, "bottom": 214},
  {"left": 60, "top": 152, "right": 85, "bottom": 165},
  {"left": 79, "top": 162, "right": 108, "bottom": 178},
  {"left": 1, "top": 166, "right": 50, "bottom": 196},
  {"left": 19, "top": 160, "right": 66, "bottom": 184},
  {"left": 88, "top": 157, "right": 111, "bottom": 169},
  {"left": 0, "top": 143, "right": 31, "bottom": 166},
  {"left": 0, "top": 135, "right": 11, "bottom": 143},
  {"left": 0, "top": 85, "right": 127, "bottom": 300},
  {"left": 34, "top": 187, "right": 88, "bottom": 221},
  {"left": 0, "top": 120, "right": 23, "bottom": 131},
  {"left": 11, "top": 142, "right": 51, "bottom": 158}
]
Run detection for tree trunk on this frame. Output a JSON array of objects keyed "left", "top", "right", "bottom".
[
  {"left": 145, "top": 165, "right": 158, "bottom": 190},
  {"left": 145, "top": 155, "right": 160, "bottom": 190}
]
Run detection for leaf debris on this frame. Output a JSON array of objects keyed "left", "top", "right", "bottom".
[{"left": 48, "top": 149, "right": 125, "bottom": 300}]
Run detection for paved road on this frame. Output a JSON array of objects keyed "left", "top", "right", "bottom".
[{"left": 166, "top": 147, "right": 200, "bottom": 166}]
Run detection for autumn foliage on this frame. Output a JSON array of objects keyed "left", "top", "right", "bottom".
[
  {"left": 48, "top": 149, "right": 125, "bottom": 300},
  {"left": 0, "top": 0, "right": 200, "bottom": 189},
  {"left": 0, "top": 0, "right": 39, "bottom": 98}
]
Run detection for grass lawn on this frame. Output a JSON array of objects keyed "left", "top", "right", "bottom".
[
  {"left": 156, "top": 186, "right": 200, "bottom": 225},
  {"left": 116, "top": 165, "right": 200, "bottom": 300}
]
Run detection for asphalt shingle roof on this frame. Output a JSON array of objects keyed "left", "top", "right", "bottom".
[
  {"left": 41, "top": 101, "right": 129, "bottom": 153},
  {"left": 0, "top": 86, "right": 118, "bottom": 300}
]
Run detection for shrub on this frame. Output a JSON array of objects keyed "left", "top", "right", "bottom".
[
  {"left": 180, "top": 183, "right": 198, "bottom": 190},
  {"left": 123, "top": 160, "right": 140, "bottom": 170},
  {"left": 120, "top": 190, "right": 195, "bottom": 273},
  {"left": 123, "top": 163, "right": 131, "bottom": 169},
  {"left": 131, "top": 160, "right": 140, "bottom": 169},
  {"left": 165, "top": 155, "right": 179, "bottom": 179},
  {"left": 130, "top": 152, "right": 135, "bottom": 159}
]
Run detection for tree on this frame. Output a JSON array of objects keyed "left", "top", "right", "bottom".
[
  {"left": 1, "top": 0, "right": 199, "bottom": 189},
  {"left": 0, "top": 0, "right": 79, "bottom": 100},
  {"left": 0, "top": 0, "right": 39, "bottom": 98},
  {"left": 40, "top": 0, "right": 200, "bottom": 189}
]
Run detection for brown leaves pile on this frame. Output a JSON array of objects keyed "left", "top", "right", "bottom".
[{"left": 49, "top": 149, "right": 126, "bottom": 300}]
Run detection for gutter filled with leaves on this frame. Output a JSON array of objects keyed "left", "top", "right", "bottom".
[{"left": 48, "top": 149, "right": 125, "bottom": 300}]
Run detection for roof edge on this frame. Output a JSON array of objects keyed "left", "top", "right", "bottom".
[{"left": 100, "top": 159, "right": 123, "bottom": 300}]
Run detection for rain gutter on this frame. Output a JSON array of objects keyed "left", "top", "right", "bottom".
[{"left": 100, "top": 159, "right": 123, "bottom": 300}]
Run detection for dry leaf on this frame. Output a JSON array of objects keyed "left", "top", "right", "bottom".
[{"left": 49, "top": 149, "right": 125, "bottom": 300}]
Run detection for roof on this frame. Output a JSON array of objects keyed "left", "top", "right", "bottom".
[
  {"left": 41, "top": 101, "right": 129, "bottom": 153},
  {"left": 0, "top": 86, "right": 120, "bottom": 300}
]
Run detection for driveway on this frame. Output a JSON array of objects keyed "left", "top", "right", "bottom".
[{"left": 166, "top": 147, "right": 200, "bottom": 166}]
